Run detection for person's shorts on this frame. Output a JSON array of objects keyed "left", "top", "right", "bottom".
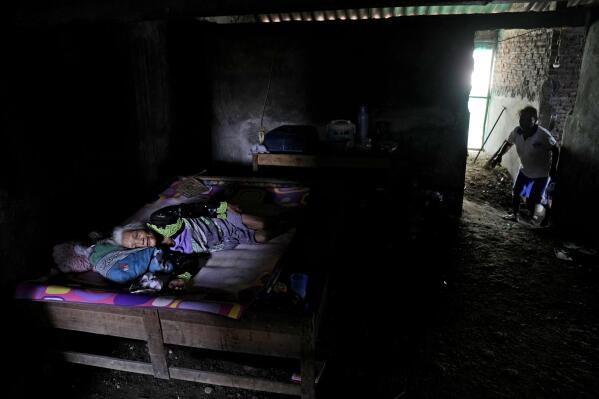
[{"left": 514, "top": 171, "right": 551, "bottom": 205}]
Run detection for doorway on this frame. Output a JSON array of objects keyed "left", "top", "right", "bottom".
[{"left": 467, "top": 44, "right": 494, "bottom": 150}]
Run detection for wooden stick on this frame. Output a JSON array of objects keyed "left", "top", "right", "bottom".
[{"left": 473, "top": 106, "right": 506, "bottom": 164}]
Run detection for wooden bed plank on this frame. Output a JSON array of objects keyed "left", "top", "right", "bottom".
[
  {"left": 169, "top": 367, "right": 301, "bottom": 396},
  {"left": 61, "top": 351, "right": 154, "bottom": 375},
  {"left": 160, "top": 319, "right": 302, "bottom": 358},
  {"left": 60, "top": 351, "right": 301, "bottom": 396},
  {"left": 142, "top": 309, "right": 170, "bottom": 379},
  {"left": 42, "top": 301, "right": 147, "bottom": 316},
  {"left": 158, "top": 308, "right": 305, "bottom": 334},
  {"left": 198, "top": 175, "right": 307, "bottom": 187},
  {"left": 44, "top": 303, "right": 147, "bottom": 340}
]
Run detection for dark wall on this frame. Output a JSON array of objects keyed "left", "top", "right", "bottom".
[
  {"left": 1, "top": 25, "right": 136, "bottom": 284},
  {"left": 0, "top": 22, "right": 210, "bottom": 285},
  {"left": 167, "top": 22, "right": 213, "bottom": 175},
  {"left": 545, "top": 27, "right": 586, "bottom": 141},
  {"left": 194, "top": 19, "right": 473, "bottom": 212},
  {"left": 555, "top": 18, "right": 599, "bottom": 242}
]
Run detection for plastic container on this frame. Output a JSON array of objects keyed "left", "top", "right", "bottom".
[
  {"left": 326, "top": 120, "right": 355, "bottom": 143},
  {"left": 357, "top": 105, "right": 369, "bottom": 146},
  {"left": 290, "top": 273, "right": 308, "bottom": 299}
]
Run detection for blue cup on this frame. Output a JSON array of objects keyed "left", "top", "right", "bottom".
[{"left": 290, "top": 273, "right": 308, "bottom": 299}]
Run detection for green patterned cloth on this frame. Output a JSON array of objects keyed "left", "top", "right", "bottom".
[
  {"left": 216, "top": 201, "right": 228, "bottom": 220},
  {"left": 176, "top": 271, "right": 193, "bottom": 281},
  {"left": 89, "top": 244, "right": 122, "bottom": 266},
  {"left": 147, "top": 218, "right": 184, "bottom": 239}
]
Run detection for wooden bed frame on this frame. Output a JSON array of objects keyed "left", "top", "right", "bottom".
[
  {"left": 33, "top": 294, "right": 326, "bottom": 398},
  {"left": 24, "top": 175, "right": 327, "bottom": 398}
]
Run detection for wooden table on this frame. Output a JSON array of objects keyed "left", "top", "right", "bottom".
[{"left": 252, "top": 153, "right": 391, "bottom": 172}]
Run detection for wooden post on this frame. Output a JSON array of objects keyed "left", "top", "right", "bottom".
[
  {"left": 129, "top": 21, "right": 172, "bottom": 191},
  {"left": 142, "top": 309, "right": 170, "bottom": 379},
  {"left": 300, "top": 318, "right": 316, "bottom": 399}
]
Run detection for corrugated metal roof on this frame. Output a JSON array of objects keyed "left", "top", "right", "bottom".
[{"left": 199, "top": 0, "right": 599, "bottom": 24}]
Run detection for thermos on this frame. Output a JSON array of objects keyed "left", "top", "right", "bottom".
[{"left": 357, "top": 105, "right": 369, "bottom": 146}]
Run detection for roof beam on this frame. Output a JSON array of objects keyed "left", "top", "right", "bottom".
[{"left": 14, "top": 0, "right": 598, "bottom": 25}]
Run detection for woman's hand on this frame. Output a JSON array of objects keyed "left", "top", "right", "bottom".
[{"left": 168, "top": 278, "right": 186, "bottom": 291}]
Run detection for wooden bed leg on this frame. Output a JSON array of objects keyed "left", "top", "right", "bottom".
[
  {"left": 142, "top": 309, "right": 170, "bottom": 379},
  {"left": 300, "top": 320, "right": 316, "bottom": 399}
]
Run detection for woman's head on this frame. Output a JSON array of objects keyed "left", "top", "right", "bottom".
[{"left": 112, "top": 223, "right": 158, "bottom": 248}]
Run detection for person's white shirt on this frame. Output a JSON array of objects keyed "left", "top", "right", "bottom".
[{"left": 507, "top": 125, "right": 557, "bottom": 178}]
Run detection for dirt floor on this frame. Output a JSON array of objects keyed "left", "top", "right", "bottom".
[
  {"left": 418, "top": 155, "right": 599, "bottom": 399},
  {"left": 11, "top": 155, "right": 599, "bottom": 399}
]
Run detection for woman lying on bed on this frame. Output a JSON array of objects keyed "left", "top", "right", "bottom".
[
  {"left": 53, "top": 239, "right": 209, "bottom": 291},
  {"left": 52, "top": 202, "right": 289, "bottom": 291},
  {"left": 113, "top": 201, "right": 287, "bottom": 253}
]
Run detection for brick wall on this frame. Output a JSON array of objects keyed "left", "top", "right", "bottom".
[
  {"left": 492, "top": 29, "right": 553, "bottom": 101},
  {"left": 490, "top": 27, "right": 585, "bottom": 141},
  {"left": 546, "top": 27, "right": 586, "bottom": 140}
]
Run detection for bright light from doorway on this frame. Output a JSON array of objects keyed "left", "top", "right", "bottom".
[{"left": 468, "top": 47, "right": 494, "bottom": 149}]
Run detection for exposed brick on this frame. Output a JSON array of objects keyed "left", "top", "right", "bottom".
[
  {"left": 490, "top": 27, "right": 585, "bottom": 140},
  {"left": 491, "top": 29, "right": 552, "bottom": 101}
]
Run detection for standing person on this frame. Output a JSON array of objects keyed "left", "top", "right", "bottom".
[{"left": 489, "top": 106, "right": 560, "bottom": 225}]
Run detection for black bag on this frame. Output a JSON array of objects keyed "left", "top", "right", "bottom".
[
  {"left": 162, "top": 249, "right": 211, "bottom": 276},
  {"left": 149, "top": 202, "right": 219, "bottom": 228},
  {"left": 263, "top": 125, "right": 318, "bottom": 154}
]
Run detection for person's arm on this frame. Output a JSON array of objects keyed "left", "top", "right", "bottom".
[
  {"left": 489, "top": 141, "right": 513, "bottom": 168},
  {"left": 497, "top": 140, "right": 513, "bottom": 158},
  {"left": 550, "top": 145, "right": 560, "bottom": 180}
]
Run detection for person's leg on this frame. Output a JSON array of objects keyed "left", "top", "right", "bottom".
[
  {"left": 254, "top": 227, "right": 288, "bottom": 243},
  {"left": 507, "top": 171, "right": 527, "bottom": 220},
  {"left": 241, "top": 210, "right": 300, "bottom": 232},
  {"left": 520, "top": 181, "right": 536, "bottom": 216},
  {"left": 528, "top": 176, "right": 550, "bottom": 225},
  {"left": 227, "top": 206, "right": 299, "bottom": 244},
  {"left": 540, "top": 179, "right": 555, "bottom": 227},
  {"left": 540, "top": 205, "right": 552, "bottom": 227},
  {"left": 241, "top": 213, "right": 269, "bottom": 230},
  {"left": 226, "top": 204, "right": 274, "bottom": 230}
]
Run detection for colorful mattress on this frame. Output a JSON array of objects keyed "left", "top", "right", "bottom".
[
  {"left": 15, "top": 281, "right": 245, "bottom": 319},
  {"left": 125, "top": 175, "right": 310, "bottom": 224},
  {"left": 15, "top": 175, "right": 309, "bottom": 319}
]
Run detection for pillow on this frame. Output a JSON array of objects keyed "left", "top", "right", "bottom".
[{"left": 92, "top": 245, "right": 172, "bottom": 284}]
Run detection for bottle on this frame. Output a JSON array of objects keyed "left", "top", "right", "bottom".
[{"left": 357, "top": 105, "right": 369, "bottom": 146}]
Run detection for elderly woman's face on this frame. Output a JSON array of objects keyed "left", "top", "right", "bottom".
[{"left": 121, "top": 229, "right": 157, "bottom": 248}]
